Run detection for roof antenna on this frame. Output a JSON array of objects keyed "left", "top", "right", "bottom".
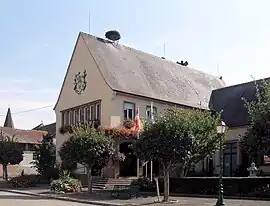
[
  {"left": 88, "top": 12, "right": 91, "bottom": 34},
  {"left": 163, "top": 42, "right": 166, "bottom": 57},
  {"left": 217, "top": 62, "right": 219, "bottom": 77}
]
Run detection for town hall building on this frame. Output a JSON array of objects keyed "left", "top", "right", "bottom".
[{"left": 54, "top": 31, "right": 226, "bottom": 178}]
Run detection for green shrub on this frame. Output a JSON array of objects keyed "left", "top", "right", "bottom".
[
  {"left": 9, "top": 174, "right": 40, "bottom": 188},
  {"left": 142, "top": 177, "right": 270, "bottom": 198},
  {"left": 131, "top": 177, "right": 155, "bottom": 191},
  {"left": 50, "top": 170, "right": 82, "bottom": 193}
]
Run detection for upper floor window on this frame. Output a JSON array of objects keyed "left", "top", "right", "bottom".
[
  {"left": 146, "top": 105, "right": 157, "bottom": 121},
  {"left": 124, "top": 102, "right": 135, "bottom": 120},
  {"left": 61, "top": 100, "right": 101, "bottom": 126}
]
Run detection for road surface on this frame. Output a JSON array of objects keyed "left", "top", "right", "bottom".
[{"left": 0, "top": 191, "right": 99, "bottom": 206}]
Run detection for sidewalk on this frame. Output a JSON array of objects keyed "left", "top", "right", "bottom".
[{"left": 1, "top": 186, "right": 270, "bottom": 206}]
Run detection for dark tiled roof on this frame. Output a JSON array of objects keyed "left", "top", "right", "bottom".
[
  {"left": 209, "top": 78, "right": 269, "bottom": 127},
  {"left": 0, "top": 127, "right": 46, "bottom": 144},
  {"left": 80, "top": 32, "right": 226, "bottom": 109},
  {"left": 32, "top": 122, "right": 56, "bottom": 137},
  {"left": 32, "top": 123, "right": 43, "bottom": 130},
  {"left": 4, "top": 108, "right": 14, "bottom": 128}
]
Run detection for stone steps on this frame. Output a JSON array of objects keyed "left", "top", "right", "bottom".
[{"left": 92, "top": 177, "right": 137, "bottom": 190}]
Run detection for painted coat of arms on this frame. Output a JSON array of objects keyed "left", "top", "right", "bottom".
[{"left": 74, "top": 70, "right": 87, "bottom": 94}]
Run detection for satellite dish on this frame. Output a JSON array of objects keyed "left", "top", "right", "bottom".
[{"left": 105, "top": 30, "right": 121, "bottom": 42}]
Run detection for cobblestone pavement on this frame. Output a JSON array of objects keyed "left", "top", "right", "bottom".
[{"left": 0, "top": 191, "right": 99, "bottom": 206}]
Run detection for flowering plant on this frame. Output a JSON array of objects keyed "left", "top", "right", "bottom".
[{"left": 100, "top": 126, "right": 139, "bottom": 140}]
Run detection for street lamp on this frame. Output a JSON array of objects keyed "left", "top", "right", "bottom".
[{"left": 216, "top": 120, "right": 226, "bottom": 206}]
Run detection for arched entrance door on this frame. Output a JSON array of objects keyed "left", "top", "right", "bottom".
[{"left": 119, "top": 142, "right": 137, "bottom": 177}]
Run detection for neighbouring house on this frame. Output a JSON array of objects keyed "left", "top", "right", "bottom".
[
  {"left": 208, "top": 77, "right": 270, "bottom": 176},
  {"left": 32, "top": 122, "right": 56, "bottom": 145},
  {"left": 0, "top": 108, "right": 47, "bottom": 177},
  {"left": 54, "top": 31, "right": 226, "bottom": 178}
]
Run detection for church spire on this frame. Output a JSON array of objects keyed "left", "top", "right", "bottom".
[{"left": 4, "top": 108, "right": 14, "bottom": 128}]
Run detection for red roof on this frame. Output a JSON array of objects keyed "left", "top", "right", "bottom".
[{"left": 0, "top": 127, "right": 46, "bottom": 144}]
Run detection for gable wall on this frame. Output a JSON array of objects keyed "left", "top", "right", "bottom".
[{"left": 54, "top": 34, "right": 113, "bottom": 163}]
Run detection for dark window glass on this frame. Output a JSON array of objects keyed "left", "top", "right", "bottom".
[
  {"left": 61, "top": 112, "right": 65, "bottom": 126},
  {"left": 70, "top": 110, "right": 74, "bottom": 125},
  {"left": 90, "top": 105, "right": 95, "bottom": 120},
  {"left": 66, "top": 111, "right": 70, "bottom": 125},
  {"left": 80, "top": 108, "right": 84, "bottom": 123},
  {"left": 146, "top": 106, "right": 157, "bottom": 121},
  {"left": 96, "top": 104, "right": 100, "bottom": 120},
  {"left": 124, "top": 102, "right": 134, "bottom": 120},
  {"left": 85, "top": 107, "right": 90, "bottom": 123},
  {"left": 124, "top": 110, "right": 128, "bottom": 120}
]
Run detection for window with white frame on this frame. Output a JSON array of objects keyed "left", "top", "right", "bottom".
[
  {"left": 124, "top": 102, "right": 135, "bottom": 120},
  {"left": 61, "top": 100, "right": 101, "bottom": 126},
  {"left": 146, "top": 105, "right": 157, "bottom": 121}
]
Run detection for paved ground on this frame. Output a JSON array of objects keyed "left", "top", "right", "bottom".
[
  {"left": 0, "top": 191, "right": 99, "bottom": 206},
  {"left": 2, "top": 187, "right": 270, "bottom": 206},
  {"left": 150, "top": 197, "right": 270, "bottom": 206}
]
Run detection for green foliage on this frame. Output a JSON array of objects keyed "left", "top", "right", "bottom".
[
  {"left": 50, "top": 170, "right": 82, "bottom": 193},
  {"left": 241, "top": 79, "right": 270, "bottom": 163},
  {"left": 59, "top": 125, "right": 115, "bottom": 193},
  {"left": 31, "top": 134, "right": 57, "bottom": 179},
  {"left": 0, "top": 132, "right": 23, "bottom": 180},
  {"left": 135, "top": 107, "right": 221, "bottom": 202},
  {"left": 136, "top": 107, "right": 220, "bottom": 172},
  {"left": 59, "top": 125, "right": 114, "bottom": 169},
  {"left": 131, "top": 177, "right": 155, "bottom": 190}
]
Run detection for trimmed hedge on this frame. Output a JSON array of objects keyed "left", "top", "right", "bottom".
[{"left": 145, "top": 177, "right": 270, "bottom": 198}]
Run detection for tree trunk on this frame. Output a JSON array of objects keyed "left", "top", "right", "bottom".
[
  {"left": 163, "top": 165, "right": 170, "bottom": 202},
  {"left": 179, "top": 162, "right": 187, "bottom": 177},
  {"left": 3, "top": 164, "right": 8, "bottom": 181},
  {"left": 87, "top": 167, "right": 93, "bottom": 193},
  {"left": 184, "top": 164, "right": 190, "bottom": 177},
  {"left": 2, "top": 165, "right": 5, "bottom": 180}
]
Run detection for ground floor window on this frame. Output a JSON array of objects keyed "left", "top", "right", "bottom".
[
  {"left": 223, "top": 141, "right": 237, "bottom": 177},
  {"left": 61, "top": 100, "right": 101, "bottom": 126}
]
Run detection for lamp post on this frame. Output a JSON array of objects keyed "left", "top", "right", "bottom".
[{"left": 216, "top": 121, "right": 226, "bottom": 206}]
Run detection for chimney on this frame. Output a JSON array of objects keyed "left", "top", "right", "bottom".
[
  {"left": 4, "top": 108, "right": 14, "bottom": 128},
  {"left": 177, "top": 60, "right": 189, "bottom": 66}
]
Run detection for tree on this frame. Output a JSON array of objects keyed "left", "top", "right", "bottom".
[
  {"left": 135, "top": 107, "right": 220, "bottom": 202},
  {"left": 32, "top": 134, "right": 56, "bottom": 179},
  {"left": 0, "top": 131, "right": 23, "bottom": 181},
  {"left": 241, "top": 79, "right": 270, "bottom": 164},
  {"left": 59, "top": 125, "right": 114, "bottom": 193}
]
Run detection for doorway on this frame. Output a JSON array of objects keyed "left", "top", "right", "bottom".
[{"left": 119, "top": 142, "right": 137, "bottom": 177}]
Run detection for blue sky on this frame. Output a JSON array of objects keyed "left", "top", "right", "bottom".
[{"left": 0, "top": 0, "right": 270, "bottom": 129}]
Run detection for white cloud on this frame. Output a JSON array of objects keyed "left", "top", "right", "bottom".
[{"left": 0, "top": 78, "right": 57, "bottom": 129}]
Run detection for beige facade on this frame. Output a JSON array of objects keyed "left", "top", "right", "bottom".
[
  {"left": 54, "top": 35, "right": 176, "bottom": 165},
  {"left": 55, "top": 35, "right": 112, "bottom": 162}
]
